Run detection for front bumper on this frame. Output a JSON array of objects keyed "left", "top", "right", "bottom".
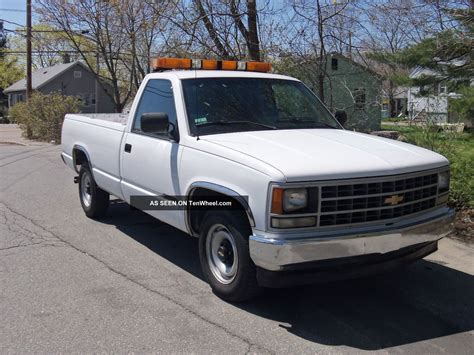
[{"left": 249, "top": 207, "right": 455, "bottom": 272}]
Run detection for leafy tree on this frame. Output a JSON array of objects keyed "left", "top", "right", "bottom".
[
  {"left": 370, "top": 6, "right": 472, "bottom": 123},
  {"left": 0, "top": 22, "right": 24, "bottom": 116},
  {"left": 371, "top": 7, "right": 472, "bottom": 90}
]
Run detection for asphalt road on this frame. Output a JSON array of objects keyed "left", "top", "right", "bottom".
[{"left": 1, "top": 139, "right": 473, "bottom": 354}]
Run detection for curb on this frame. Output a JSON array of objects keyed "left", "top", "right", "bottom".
[{"left": 0, "top": 141, "right": 28, "bottom": 146}]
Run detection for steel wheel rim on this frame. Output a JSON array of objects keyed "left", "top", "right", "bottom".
[
  {"left": 81, "top": 172, "right": 92, "bottom": 207},
  {"left": 206, "top": 223, "right": 238, "bottom": 284}
]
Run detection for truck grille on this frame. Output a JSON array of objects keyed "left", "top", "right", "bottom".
[{"left": 318, "top": 172, "right": 439, "bottom": 227}]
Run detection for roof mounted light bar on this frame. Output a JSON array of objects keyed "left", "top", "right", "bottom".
[{"left": 151, "top": 57, "right": 271, "bottom": 73}]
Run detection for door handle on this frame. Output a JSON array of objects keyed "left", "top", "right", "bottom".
[{"left": 124, "top": 143, "right": 132, "bottom": 153}]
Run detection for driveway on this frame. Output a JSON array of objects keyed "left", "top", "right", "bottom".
[{"left": 1, "top": 132, "right": 473, "bottom": 353}]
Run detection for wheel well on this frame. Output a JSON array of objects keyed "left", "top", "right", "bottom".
[
  {"left": 73, "top": 148, "right": 88, "bottom": 171},
  {"left": 187, "top": 188, "right": 252, "bottom": 237}
]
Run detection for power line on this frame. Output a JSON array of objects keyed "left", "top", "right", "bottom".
[
  {"left": 0, "top": 19, "right": 26, "bottom": 27},
  {"left": 3, "top": 50, "right": 99, "bottom": 54},
  {"left": 0, "top": 8, "right": 26, "bottom": 12}
]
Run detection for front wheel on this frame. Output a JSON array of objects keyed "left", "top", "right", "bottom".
[{"left": 199, "top": 211, "right": 261, "bottom": 302}]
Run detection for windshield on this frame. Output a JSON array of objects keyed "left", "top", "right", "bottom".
[{"left": 182, "top": 78, "right": 341, "bottom": 136}]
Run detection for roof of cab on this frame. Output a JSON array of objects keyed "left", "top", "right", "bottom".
[{"left": 145, "top": 70, "right": 299, "bottom": 81}]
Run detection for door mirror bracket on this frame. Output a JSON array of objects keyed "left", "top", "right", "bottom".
[{"left": 334, "top": 110, "right": 348, "bottom": 127}]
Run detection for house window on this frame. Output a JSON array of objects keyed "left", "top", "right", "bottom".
[
  {"left": 74, "top": 71, "right": 82, "bottom": 79},
  {"left": 331, "top": 58, "right": 338, "bottom": 71},
  {"left": 438, "top": 83, "right": 447, "bottom": 94},
  {"left": 16, "top": 94, "right": 24, "bottom": 102},
  {"left": 78, "top": 93, "right": 92, "bottom": 107},
  {"left": 353, "top": 88, "right": 366, "bottom": 109}
]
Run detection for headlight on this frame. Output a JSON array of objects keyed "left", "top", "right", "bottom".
[
  {"left": 271, "top": 187, "right": 317, "bottom": 215},
  {"left": 283, "top": 188, "right": 308, "bottom": 212},
  {"left": 438, "top": 170, "right": 450, "bottom": 194}
]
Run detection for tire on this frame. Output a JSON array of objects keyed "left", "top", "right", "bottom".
[
  {"left": 78, "top": 162, "right": 109, "bottom": 219},
  {"left": 199, "top": 211, "right": 261, "bottom": 302}
]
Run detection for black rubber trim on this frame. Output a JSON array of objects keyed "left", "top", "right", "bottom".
[{"left": 256, "top": 241, "right": 438, "bottom": 288}]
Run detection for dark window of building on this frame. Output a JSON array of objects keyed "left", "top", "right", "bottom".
[
  {"left": 354, "top": 88, "right": 366, "bottom": 109},
  {"left": 331, "top": 58, "right": 338, "bottom": 71}
]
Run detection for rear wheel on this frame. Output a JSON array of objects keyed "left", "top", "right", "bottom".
[
  {"left": 79, "top": 163, "right": 109, "bottom": 218},
  {"left": 199, "top": 211, "right": 261, "bottom": 302}
]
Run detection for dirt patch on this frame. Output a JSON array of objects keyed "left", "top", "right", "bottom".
[{"left": 449, "top": 209, "right": 474, "bottom": 243}]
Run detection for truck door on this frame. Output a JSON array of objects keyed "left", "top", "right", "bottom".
[{"left": 120, "top": 79, "right": 183, "bottom": 227}]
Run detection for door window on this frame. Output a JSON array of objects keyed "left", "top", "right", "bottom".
[{"left": 133, "top": 79, "right": 177, "bottom": 134}]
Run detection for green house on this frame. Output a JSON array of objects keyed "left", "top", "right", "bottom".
[
  {"left": 322, "top": 53, "right": 382, "bottom": 132},
  {"left": 280, "top": 53, "right": 383, "bottom": 132}
]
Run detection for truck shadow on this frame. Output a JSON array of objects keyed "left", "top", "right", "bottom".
[{"left": 106, "top": 201, "right": 474, "bottom": 350}]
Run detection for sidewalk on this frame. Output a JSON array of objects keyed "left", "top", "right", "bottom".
[{"left": 0, "top": 124, "right": 49, "bottom": 146}]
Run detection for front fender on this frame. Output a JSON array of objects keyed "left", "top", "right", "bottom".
[{"left": 185, "top": 181, "right": 256, "bottom": 236}]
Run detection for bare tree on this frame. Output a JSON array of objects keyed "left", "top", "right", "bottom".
[
  {"left": 154, "top": 0, "right": 263, "bottom": 60},
  {"left": 36, "top": 0, "right": 171, "bottom": 112},
  {"left": 283, "top": 0, "right": 355, "bottom": 103}
]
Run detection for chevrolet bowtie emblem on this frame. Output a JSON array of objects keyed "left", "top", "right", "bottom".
[{"left": 385, "top": 195, "right": 404, "bottom": 205}]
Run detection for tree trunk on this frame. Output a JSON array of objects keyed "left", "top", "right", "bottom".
[
  {"left": 389, "top": 79, "right": 396, "bottom": 117},
  {"left": 195, "top": 0, "right": 231, "bottom": 59},
  {"left": 246, "top": 0, "right": 260, "bottom": 61}
]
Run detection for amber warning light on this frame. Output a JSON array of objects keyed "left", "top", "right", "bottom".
[{"left": 151, "top": 57, "right": 271, "bottom": 73}]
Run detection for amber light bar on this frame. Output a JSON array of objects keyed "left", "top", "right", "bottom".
[{"left": 151, "top": 57, "right": 271, "bottom": 73}]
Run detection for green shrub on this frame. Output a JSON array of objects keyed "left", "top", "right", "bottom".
[
  {"left": 450, "top": 86, "right": 474, "bottom": 126},
  {"left": 9, "top": 92, "right": 80, "bottom": 143},
  {"left": 400, "top": 126, "right": 474, "bottom": 209}
]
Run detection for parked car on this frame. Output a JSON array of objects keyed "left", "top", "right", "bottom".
[{"left": 61, "top": 58, "right": 454, "bottom": 301}]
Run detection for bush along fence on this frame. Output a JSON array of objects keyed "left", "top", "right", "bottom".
[{"left": 9, "top": 92, "right": 80, "bottom": 144}]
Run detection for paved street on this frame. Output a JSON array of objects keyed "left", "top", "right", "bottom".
[{"left": 1, "top": 129, "right": 473, "bottom": 353}]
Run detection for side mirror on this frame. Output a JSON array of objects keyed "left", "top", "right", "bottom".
[
  {"left": 141, "top": 112, "right": 169, "bottom": 133},
  {"left": 140, "top": 112, "right": 179, "bottom": 141},
  {"left": 334, "top": 110, "right": 348, "bottom": 127}
]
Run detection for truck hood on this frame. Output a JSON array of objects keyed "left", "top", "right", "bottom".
[{"left": 198, "top": 129, "right": 449, "bottom": 181}]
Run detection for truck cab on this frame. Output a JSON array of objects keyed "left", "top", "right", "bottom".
[{"left": 61, "top": 58, "right": 454, "bottom": 301}]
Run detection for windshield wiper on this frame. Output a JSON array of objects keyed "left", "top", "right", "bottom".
[
  {"left": 276, "top": 117, "right": 337, "bottom": 129},
  {"left": 196, "top": 120, "right": 277, "bottom": 130}
]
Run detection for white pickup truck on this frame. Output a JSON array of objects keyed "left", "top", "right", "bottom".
[{"left": 61, "top": 58, "right": 454, "bottom": 301}]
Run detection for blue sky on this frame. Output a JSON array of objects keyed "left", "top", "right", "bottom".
[{"left": 0, "top": 0, "right": 29, "bottom": 28}]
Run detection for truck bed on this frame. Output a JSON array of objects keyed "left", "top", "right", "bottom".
[
  {"left": 67, "top": 113, "right": 129, "bottom": 127},
  {"left": 78, "top": 113, "right": 129, "bottom": 125},
  {"left": 61, "top": 113, "right": 128, "bottom": 199}
]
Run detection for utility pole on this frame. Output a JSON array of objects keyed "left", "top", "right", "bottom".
[
  {"left": 26, "top": 0, "right": 32, "bottom": 100},
  {"left": 80, "top": 28, "right": 100, "bottom": 113}
]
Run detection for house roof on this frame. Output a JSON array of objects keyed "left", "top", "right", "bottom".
[
  {"left": 409, "top": 66, "right": 441, "bottom": 79},
  {"left": 4, "top": 61, "right": 87, "bottom": 94},
  {"left": 329, "top": 52, "right": 383, "bottom": 79}
]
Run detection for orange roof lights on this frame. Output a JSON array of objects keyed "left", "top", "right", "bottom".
[{"left": 151, "top": 57, "right": 271, "bottom": 73}]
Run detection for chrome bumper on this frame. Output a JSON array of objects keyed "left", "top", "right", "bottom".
[{"left": 249, "top": 207, "right": 455, "bottom": 271}]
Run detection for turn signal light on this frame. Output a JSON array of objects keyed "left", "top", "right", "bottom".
[
  {"left": 271, "top": 188, "right": 284, "bottom": 214},
  {"left": 152, "top": 57, "right": 271, "bottom": 73}
]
